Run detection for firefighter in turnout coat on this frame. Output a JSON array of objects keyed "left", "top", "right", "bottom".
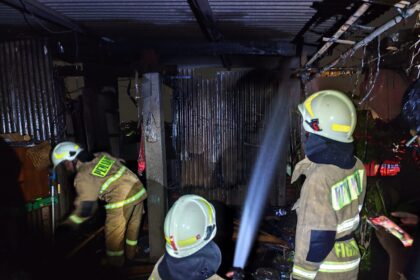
[
  {"left": 52, "top": 142, "right": 147, "bottom": 267},
  {"left": 291, "top": 90, "right": 366, "bottom": 280}
]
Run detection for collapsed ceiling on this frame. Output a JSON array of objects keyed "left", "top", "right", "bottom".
[{"left": 0, "top": 0, "right": 418, "bottom": 68}]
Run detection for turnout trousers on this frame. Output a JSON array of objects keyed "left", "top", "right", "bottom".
[
  {"left": 105, "top": 201, "right": 144, "bottom": 266},
  {"left": 295, "top": 236, "right": 360, "bottom": 280}
]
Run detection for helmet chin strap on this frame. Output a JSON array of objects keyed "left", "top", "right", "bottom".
[
  {"left": 66, "top": 159, "right": 78, "bottom": 173},
  {"left": 306, "top": 118, "right": 322, "bottom": 131},
  {"left": 72, "top": 160, "right": 77, "bottom": 170},
  {"left": 205, "top": 225, "right": 216, "bottom": 240}
]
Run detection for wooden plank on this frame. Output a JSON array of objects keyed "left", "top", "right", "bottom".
[
  {"left": 0, "top": 133, "right": 31, "bottom": 142},
  {"left": 233, "top": 220, "right": 290, "bottom": 249},
  {"left": 142, "top": 73, "right": 168, "bottom": 261},
  {"left": 15, "top": 147, "right": 49, "bottom": 202},
  {"left": 66, "top": 226, "right": 105, "bottom": 259},
  {"left": 124, "top": 263, "right": 155, "bottom": 279}
]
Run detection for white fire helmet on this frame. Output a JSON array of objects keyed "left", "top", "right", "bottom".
[
  {"left": 51, "top": 141, "right": 83, "bottom": 168},
  {"left": 298, "top": 90, "right": 357, "bottom": 143},
  {"left": 164, "top": 194, "right": 217, "bottom": 258}
]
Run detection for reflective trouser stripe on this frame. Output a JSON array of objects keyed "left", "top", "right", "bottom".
[
  {"left": 100, "top": 166, "right": 127, "bottom": 194},
  {"left": 69, "top": 214, "right": 88, "bottom": 224},
  {"left": 293, "top": 258, "right": 360, "bottom": 278},
  {"left": 126, "top": 239, "right": 138, "bottom": 246},
  {"left": 106, "top": 250, "right": 124, "bottom": 257},
  {"left": 319, "top": 258, "right": 360, "bottom": 273},
  {"left": 292, "top": 265, "right": 317, "bottom": 279},
  {"left": 337, "top": 215, "right": 359, "bottom": 233},
  {"left": 105, "top": 188, "right": 146, "bottom": 210}
]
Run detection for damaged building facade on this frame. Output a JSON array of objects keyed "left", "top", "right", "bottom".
[{"left": 0, "top": 0, "right": 419, "bottom": 279}]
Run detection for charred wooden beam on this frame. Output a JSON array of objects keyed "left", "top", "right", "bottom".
[
  {"left": 2, "top": 0, "right": 85, "bottom": 33},
  {"left": 188, "top": 0, "right": 222, "bottom": 42},
  {"left": 306, "top": 2, "right": 370, "bottom": 67},
  {"left": 54, "top": 65, "right": 84, "bottom": 77},
  {"left": 115, "top": 41, "right": 296, "bottom": 57},
  {"left": 188, "top": 0, "right": 231, "bottom": 68},
  {"left": 320, "top": 0, "right": 420, "bottom": 74}
]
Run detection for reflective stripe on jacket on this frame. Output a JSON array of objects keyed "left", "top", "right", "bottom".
[
  {"left": 291, "top": 157, "right": 366, "bottom": 280},
  {"left": 68, "top": 152, "right": 147, "bottom": 223}
]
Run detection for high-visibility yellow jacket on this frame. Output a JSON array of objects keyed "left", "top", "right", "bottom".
[
  {"left": 67, "top": 152, "right": 147, "bottom": 224},
  {"left": 291, "top": 157, "right": 366, "bottom": 280}
]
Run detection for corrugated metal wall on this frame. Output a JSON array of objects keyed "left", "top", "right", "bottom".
[
  {"left": 0, "top": 39, "right": 64, "bottom": 144},
  {"left": 173, "top": 68, "right": 287, "bottom": 205}
]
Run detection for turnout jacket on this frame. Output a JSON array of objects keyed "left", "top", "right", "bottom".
[
  {"left": 67, "top": 152, "right": 147, "bottom": 224},
  {"left": 291, "top": 157, "right": 366, "bottom": 280}
]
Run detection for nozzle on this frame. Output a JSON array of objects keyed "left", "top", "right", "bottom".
[{"left": 226, "top": 267, "right": 245, "bottom": 280}]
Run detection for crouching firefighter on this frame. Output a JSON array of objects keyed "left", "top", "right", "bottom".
[
  {"left": 149, "top": 195, "right": 224, "bottom": 280},
  {"left": 52, "top": 142, "right": 147, "bottom": 267},
  {"left": 291, "top": 90, "right": 366, "bottom": 280}
]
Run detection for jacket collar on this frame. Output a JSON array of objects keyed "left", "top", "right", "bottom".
[{"left": 291, "top": 157, "right": 315, "bottom": 184}]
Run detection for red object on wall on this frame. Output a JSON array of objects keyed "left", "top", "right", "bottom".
[
  {"left": 365, "top": 160, "right": 401, "bottom": 177},
  {"left": 379, "top": 160, "right": 401, "bottom": 176},
  {"left": 365, "top": 161, "right": 380, "bottom": 177},
  {"left": 138, "top": 124, "right": 146, "bottom": 175}
]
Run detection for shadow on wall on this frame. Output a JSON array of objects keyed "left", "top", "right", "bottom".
[
  {"left": 177, "top": 68, "right": 286, "bottom": 205},
  {"left": 0, "top": 138, "right": 32, "bottom": 279}
]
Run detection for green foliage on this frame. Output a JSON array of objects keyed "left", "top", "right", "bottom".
[
  {"left": 355, "top": 180, "right": 388, "bottom": 271},
  {"left": 354, "top": 111, "right": 376, "bottom": 162},
  {"left": 353, "top": 110, "right": 406, "bottom": 162}
]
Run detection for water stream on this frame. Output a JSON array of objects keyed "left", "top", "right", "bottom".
[{"left": 233, "top": 91, "right": 291, "bottom": 268}]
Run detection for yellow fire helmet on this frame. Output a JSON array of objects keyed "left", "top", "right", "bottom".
[
  {"left": 298, "top": 90, "right": 357, "bottom": 143},
  {"left": 51, "top": 141, "right": 83, "bottom": 168},
  {"left": 164, "top": 194, "right": 217, "bottom": 258}
]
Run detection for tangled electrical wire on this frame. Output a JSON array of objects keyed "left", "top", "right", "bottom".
[
  {"left": 359, "top": 35, "right": 381, "bottom": 105},
  {"left": 406, "top": 38, "right": 420, "bottom": 78},
  {"left": 352, "top": 46, "right": 367, "bottom": 99}
]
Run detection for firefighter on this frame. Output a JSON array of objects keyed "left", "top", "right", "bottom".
[
  {"left": 52, "top": 142, "right": 147, "bottom": 267},
  {"left": 291, "top": 90, "right": 366, "bottom": 280},
  {"left": 149, "top": 195, "right": 223, "bottom": 280},
  {"left": 375, "top": 79, "right": 420, "bottom": 280}
]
